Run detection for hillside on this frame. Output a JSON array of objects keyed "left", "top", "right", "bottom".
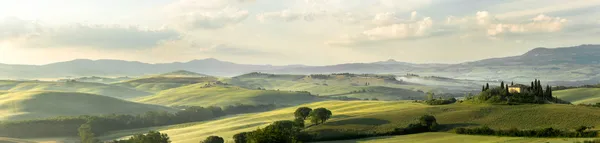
[
  {"left": 228, "top": 73, "right": 428, "bottom": 100},
  {"left": 113, "top": 76, "right": 219, "bottom": 93},
  {"left": 0, "top": 80, "right": 151, "bottom": 99},
  {"left": 100, "top": 101, "right": 600, "bottom": 143},
  {"left": 554, "top": 88, "right": 600, "bottom": 104},
  {"left": 135, "top": 83, "right": 324, "bottom": 107},
  {"left": 317, "top": 132, "right": 592, "bottom": 143},
  {"left": 159, "top": 70, "right": 210, "bottom": 77},
  {"left": 0, "top": 91, "right": 176, "bottom": 121}
]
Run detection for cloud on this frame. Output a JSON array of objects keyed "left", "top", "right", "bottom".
[
  {"left": 485, "top": 14, "right": 568, "bottom": 36},
  {"left": 256, "top": 9, "right": 328, "bottom": 22},
  {"left": 166, "top": 0, "right": 250, "bottom": 30},
  {"left": 204, "top": 44, "right": 269, "bottom": 56},
  {"left": 0, "top": 17, "right": 180, "bottom": 50},
  {"left": 327, "top": 15, "right": 435, "bottom": 46},
  {"left": 174, "top": 7, "right": 249, "bottom": 29}
]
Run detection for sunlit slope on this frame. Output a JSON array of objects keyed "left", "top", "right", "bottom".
[
  {"left": 103, "top": 101, "right": 423, "bottom": 143},
  {"left": 0, "top": 137, "right": 37, "bottom": 143},
  {"left": 317, "top": 132, "right": 592, "bottom": 143},
  {"left": 114, "top": 76, "right": 218, "bottom": 93},
  {"left": 105, "top": 101, "right": 600, "bottom": 143},
  {"left": 0, "top": 80, "right": 151, "bottom": 99},
  {"left": 227, "top": 73, "right": 427, "bottom": 100},
  {"left": 554, "top": 88, "right": 600, "bottom": 104},
  {"left": 136, "top": 84, "right": 324, "bottom": 107},
  {"left": 0, "top": 91, "right": 176, "bottom": 121}
]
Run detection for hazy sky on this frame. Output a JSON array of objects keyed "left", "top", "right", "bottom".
[{"left": 1, "top": 0, "right": 599, "bottom": 65}]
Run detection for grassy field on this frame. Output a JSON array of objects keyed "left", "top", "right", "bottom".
[
  {"left": 135, "top": 83, "right": 324, "bottom": 107},
  {"left": 555, "top": 88, "right": 600, "bottom": 104},
  {"left": 100, "top": 101, "right": 600, "bottom": 143},
  {"left": 0, "top": 80, "right": 151, "bottom": 99},
  {"left": 317, "top": 132, "right": 594, "bottom": 143},
  {"left": 113, "top": 76, "right": 218, "bottom": 93},
  {"left": 227, "top": 74, "right": 428, "bottom": 100},
  {"left": 0, "top": 91, "right": 176, "bottom": 121}
]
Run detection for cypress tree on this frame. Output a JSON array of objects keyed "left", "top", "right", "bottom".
[
  {"left": 482, "top": 85, "right": 485, "bottom": 92},
  {"left": 485, "top": 83, "right": 489, "bottom": 90},
  {"left": 501, "top": 81, "right": 505, "bottom": 89},
  {"left": 511, "top": 81, "right": 514, "bottom": 86}
]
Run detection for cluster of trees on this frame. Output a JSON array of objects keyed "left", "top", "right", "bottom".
[
  {"left": 311, "top": 115, "right": 440, "bottom": 142},
  {"left": 473, "top": 80, "right": 568, "bottom": 104},
  {"left": 110, "top": 131, "right": 171, "bottom": 143},
  {"left": 455, "top": 126, "right": 597, "bottom": 137},
  {"left": 309, "top": 74, "right": 332, "bottom": 79},
  {"left": 0, "top": 104, "right": 278, "bottom": 138},
  {"left": 424, "top": 92, "right": 457, "bottom": 105}
]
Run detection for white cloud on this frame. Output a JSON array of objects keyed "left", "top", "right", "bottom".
[
  {"left": 327, "top": 16, "right": 434, "bottom": 46},
  {"left": 486, "top": 14, "right": 567, "bottom": 36},
  {"left": 0, "top": 17, "right": 179, "bottom": 50},
  {"left": 166, "top": 0, "right": 250, "bottom": 30}
]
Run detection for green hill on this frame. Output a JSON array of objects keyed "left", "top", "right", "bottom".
[
  {"left": 100, "top": 101, "right": 600, "bottom": 143},
  {"left": 135, "top": 83, "right": 324, "bottom": 107},
  {"left": 0, "top": 91, "right": 176, "bottom": 121},
  {"left": 227, "top": 73, "right": 427, "bottom": 100},
  {"left": 554, "top": 88, "right": 600, "bottom": 104},
  {"left": 317, "top": 132, "right": 592, "bottom": 143},
  {"left": 114, "top": 76, "right": 219, "bottom": 93},
  {"left": 0, "top": 80, "right": 151, "bottom": 99}
]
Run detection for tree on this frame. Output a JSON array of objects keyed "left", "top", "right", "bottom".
[
  {"left": 294, "top": 107, "right": 312, "bottom": 120},
  {"left": 485, "top": 83, "right": 490, "bottom": 90},
  {"left": 418, "top": 115, "right": 439, "bottom": 131},
  {"left": 309, "top": 108, "right": 333, "bottom": 125},
  {"left": 202, "top": 136, "right": 224, "bottom": 143},
  {"left": 233, "top": 132, "right": 248, "bottom": 143},
  {"left": 501, "top": 81, "right": 505, "bottom": 89},
  {"left": 482, "top": 85, "right": 485, "bottom": 92},
  {"left": 293, "top": 118, "right": 305, "bottom": 128},
  {"left": 78, "top": 123, "right": 99, "bottom": 143},
  {"left": 246, "top": 120, "right": 303, "bottom": 143},
  {"left": 114, "top": 131, "right": 171, "bottom": 143}
]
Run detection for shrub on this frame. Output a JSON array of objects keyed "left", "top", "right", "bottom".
[{"left": 201, "top": 136, "right": 224, "bottom": 143}]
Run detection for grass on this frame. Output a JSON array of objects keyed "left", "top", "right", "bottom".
[
  {"left": 0, "top": 91, "right": 176, "bottom": 121},
  {"left": 316, "top": 132, "right": 594, "bottom": 143},
  {"left": 555, "top": 88, "right": 600, "bottom": 104},
  {"left": 135, "top": 84, "right": 324, "bottom": 107},
  {"left": 113, "top": 76, "right": 218, "bottom": 93},
  {"left": 100, "top": 101, "right": 600, "bottom": 143},
  {"left": 0, "top": 80, "right": 151, "bottom": 99},
  {"left": 227, "top": 74, "right": 428, "bottom": 100}
]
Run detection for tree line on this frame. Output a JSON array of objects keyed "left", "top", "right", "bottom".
[
  {"left": 0, "top": 104, "right": 277, "bottom": 138},
  {"left": 455, "top": 126, "right": 597, "bottom": 138},
  {"left": 472, "top": 79, "right": 569, "bottom": 104}
]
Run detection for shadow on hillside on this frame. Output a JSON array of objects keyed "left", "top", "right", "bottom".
[
  {"left": 437, "top": 123, "right": 479, "bottom": 131},
  {"left": 325, "top": 118, "right": 390, "bottom": 126},
  {"left": 330, "top": 115, "right": 352, "bottom": 119}
]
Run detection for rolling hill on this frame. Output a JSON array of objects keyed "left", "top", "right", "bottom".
[
  {"left": 0, "top": 80, "right": 151, "bottom": 99},
  {"left": 0, "top": 91, "right": 176, "bottom": 121},
  {"left": 554, "top": 88, "right": 600, "bottom": 104},
  {"left": 100, "top": 101, "right": 600, "bottom": 143},
  {"left": 228, "top": 73, "right": 428, "bottom": 100},
  {"left": 113, "top": 74, "right": 219, "bottom": 93},
  {"left": 317, "top": 132, "right": 592, "bottom": 143},
  {"left": 135, "top": 83, "right": 324, "bottom": 107}
]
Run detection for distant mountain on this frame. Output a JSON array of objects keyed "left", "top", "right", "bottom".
[
  {"left": 0, "top": 44, "right": 599, "bottom": 83},
  {"left": 462, "top": 44, "right": 600, "bottom": 66}
]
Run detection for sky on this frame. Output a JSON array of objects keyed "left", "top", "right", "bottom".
[{"left": 0, "top": 0, "right": 599, "bottom": 66}]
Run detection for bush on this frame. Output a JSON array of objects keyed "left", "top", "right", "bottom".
[
  {"left": 201, "top": 136, "right": 224, "bottom": 143},
  {"left": 111, "top": 131, "right": 170, "bottom": 143},
  {"left": 455, "top": 126, "right": 598, "bottom": 138},
  {"left": 233, "top": 132, "right": 248, "bottom": 143}
]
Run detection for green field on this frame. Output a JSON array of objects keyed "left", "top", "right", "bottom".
[
  {"left": 113, "top": 76, "right": 218, "bottom": 93},
  {"left": 100, "top": 101, "right": 600, "bottom": 143},
  {"left": 317, "top": 132, "right": 593, "bottom": 143},
  {"left": 555, "top": 88, "right": 600, "bottom": 104},
  {"left": 0, "top": 91, "right": 176, "bottom": 121},
  {"left": 227, "top": 73, "right": 428, "bottom": 100},
  {"left": 136, "top": 83, "right": 324, "bottom": 107},
  {"left": 0, "top": 80, "right": 151, "bottom": 99}
]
